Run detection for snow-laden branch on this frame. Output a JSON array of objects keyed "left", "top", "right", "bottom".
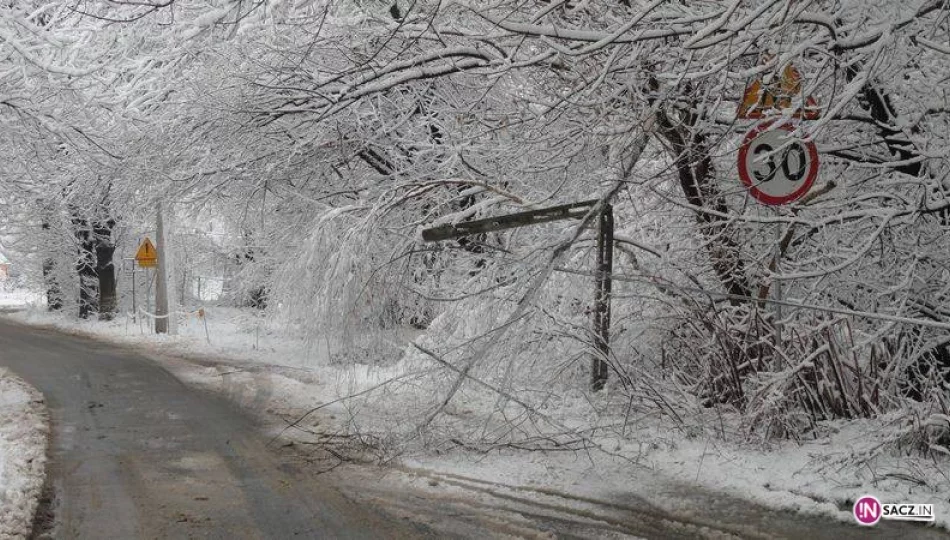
[
  {"left": 913, "top": 35, "right": 950, "bottom": 55},
  {"left": 0, "top": 27, "right": 99, "bottom": 77}
]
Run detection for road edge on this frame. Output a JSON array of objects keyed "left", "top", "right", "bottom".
[{"left": 0, "top": 367, "right": 50, "bottom": 540}]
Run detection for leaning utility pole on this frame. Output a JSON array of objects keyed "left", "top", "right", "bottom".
[{"left": 422, "top": 199, "right": 614, "bottom": 391}]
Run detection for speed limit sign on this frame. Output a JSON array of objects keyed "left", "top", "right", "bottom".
[{"left": 738, "top": 121, "right": 819, "bottom": 205}]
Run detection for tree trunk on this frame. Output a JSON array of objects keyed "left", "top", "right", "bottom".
[
  {"left": 40, "top": 203, "right": 63, "bottom": 311},
  {"left": 95, "top": 219, "right": 117, "bottom": 320},
  {"left": 73, "top": 216, "right": 98, "bottom": 319},
  {"left": 42, "top": 258, "right": 63, "bottom": 311},
  {"left": 656, "top": 107, "right": 752, "bottom": 299},
  {"left": 655, "top": 100, "right": 754, "bottom": 407}
]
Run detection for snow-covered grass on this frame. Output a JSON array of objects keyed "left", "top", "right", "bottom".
[
  {"left": 0, "top": 368, "right": 48, "bottom": 540},
  {"left": 5, "top": 298, "right": 950, "bottom": 533},
  {"left": 0, "top": 289, "right": 42, "bottom": 309}
]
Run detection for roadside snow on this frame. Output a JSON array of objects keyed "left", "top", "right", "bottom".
[
  {"left": 0, "top": 368, "right": 48, "bottom": 540},
  {"left": 7, "top": 303, "right": 950, "bottom": 534},
  {"left": 0, "top": 290, "right": 42, "bottom": 309}
]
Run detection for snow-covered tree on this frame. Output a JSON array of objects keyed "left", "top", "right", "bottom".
[{"left": 4, "top": 0, "right": 950, "bottom": 449}]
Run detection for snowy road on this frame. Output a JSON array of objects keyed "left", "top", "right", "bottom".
[
  {"left": 1, "top": 316, "right": 948, "bottom": 540},
  {"left": 0, "top": 319, "right": 434, "bottom": 539}
]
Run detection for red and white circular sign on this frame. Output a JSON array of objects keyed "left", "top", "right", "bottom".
[{"left": 738, "top": 120, "right": 819, "bottom": 205}]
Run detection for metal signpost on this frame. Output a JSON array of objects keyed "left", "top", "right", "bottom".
[
  {"left": 121, "top": 257, "right": 138, "bottom": 323},
  {"left": 422, "top": 199, "right": 615, "bottom": 391}
]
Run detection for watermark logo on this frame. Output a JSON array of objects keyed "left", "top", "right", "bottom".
[
  {"left": 854, "top": 495, "right": 882, "bottom": 526},
  {"left": 853, "top": 495, "right": 935, "bottom": 525}
]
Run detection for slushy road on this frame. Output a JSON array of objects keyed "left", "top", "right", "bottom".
[
  {"left": 0, "top": 318, "right": 435, "bottom": 539},
  {"left": 2, "top": 316, "right": 948, "bottom": 540}
]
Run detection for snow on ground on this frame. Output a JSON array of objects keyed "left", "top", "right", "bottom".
[
  {"left": 0, "top": 368, "right": 48, "bottom": 540},
  {"left": 0, "top": 290, "right": 42, "bottom": 309},
  {"left": 5, "top": 297, "right": 950, "bottom": 534}
]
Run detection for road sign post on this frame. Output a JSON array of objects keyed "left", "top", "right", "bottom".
[
  {"left": 132, "top": 263, "right": 137, "bottom": 322},
  {"left": 772, "top": 226, "right": 783, "bottom": 349},
  {"left": 145, "top": 268, "right": 153, "bottom": 327},
  {"left": 736, "top": 65, "right": 821, "bottom": 350},
  {"left": 134, "top": 238, "right": 158, "bottom": 328}
]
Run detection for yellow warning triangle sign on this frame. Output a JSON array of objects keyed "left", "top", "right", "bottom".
[{"left": 135, "top": 237, "right": 158, "bottom": 268}]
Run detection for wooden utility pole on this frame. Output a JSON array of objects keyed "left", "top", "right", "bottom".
[
  {"left": 154, "top": 203, "right": 178, "bottom": 335},
  {"left": 590, "top": 204, "right": 613, "bottom": 391},
  {"left": 421, "top": 199, "right": 615, "bottom": 391},
  {"left": 155, "top": 203, "right": 169, "bottom": 334}
]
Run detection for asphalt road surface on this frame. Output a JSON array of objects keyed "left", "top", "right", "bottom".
[
  {"left": 1, "top": 316, "right": 948, "bottom": 540},
  {"left": 0, "top": 318, "right": 436, "bottom": 539}
]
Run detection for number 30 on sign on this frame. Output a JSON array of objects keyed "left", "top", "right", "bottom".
[{"left": 738, "top": 121, "right": 819, "bottom": 206}]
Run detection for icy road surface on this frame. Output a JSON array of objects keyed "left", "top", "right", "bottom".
[{"left": 0, "top": 316, "right": 947, "bottom": 539}]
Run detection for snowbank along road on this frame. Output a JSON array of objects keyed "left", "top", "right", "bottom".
[
  {"left": 0, "top": 366, "right": 47, "bottom": 538},
  {"left": 1, "top": 315, "right": 948, "bottom": 539}
]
